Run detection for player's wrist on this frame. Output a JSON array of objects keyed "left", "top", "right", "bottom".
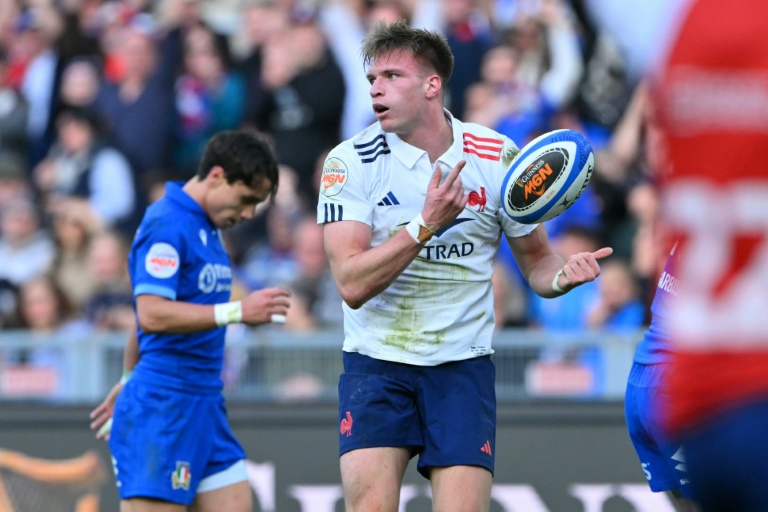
[
  {"left": 120, "top": 368, "right": 132, "bottom": 385},
  {"left": 551, "top": 269, "right": 566, "bottom": 294},
  {"left": 214, "top": 301, "right": 243, "bottom": 326},
  {"left": 405, "top": 214, "right": 435, "bottom": 245}
]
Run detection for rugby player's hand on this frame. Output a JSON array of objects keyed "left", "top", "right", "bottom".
[
  {"left": 89, "top": 380, "right": 124, "bottom": 441},
  {"left": 241, "top": 287, "right": 291, "bottom": 325},
  {"left": 421, "top": 160, "right": 468, "bottom": 231},
  {"left": 556, "top": 247, "right": 614, "bottom": 292}
]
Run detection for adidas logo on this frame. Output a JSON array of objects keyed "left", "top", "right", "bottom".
[
  {"left": 377, "top": 191, "right": 400, "bottom": 206},
  {"left": 481, "top": 441, "right": 492, "bottom": 456}
]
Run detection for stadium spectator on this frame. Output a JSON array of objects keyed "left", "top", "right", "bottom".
[
  {"left": 82, "top": 230, "right": 133, "bottom": 331},
  {"left": 0, "top": 47, "right": 30, "bottom": 164},
  {"left": 33, "top": 106, "right": 136, "bottom": 233},
  {"left": 49, "top": 209, "right": 98, "bottom": 311},
  {"left": 252, "top": 21, "right": 345, "bottom": 204},
  {"left": 0, "top": 198, "right": 55, "bottom": 287}
]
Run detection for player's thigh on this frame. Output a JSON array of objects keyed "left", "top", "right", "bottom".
[
  {"left": 119, "top": 497, "right": 185, "bottom": 512},
  {"left": 431, "top": 465, "right": 492, "bottom": 512},
  {"left": 340, "top": 446, "right": 411, "bottom": 512},
  {"left": 189, "top": 480, "right": 251, "bottom": 512}
]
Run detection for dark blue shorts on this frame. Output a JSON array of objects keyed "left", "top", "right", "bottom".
[
  {"left": 625, "top": 363, "right": 693, "bottom": 497},
  {"left": 681, "top": 398, "right": 768, "bottom": 512},
  {"left": 338, "top": 352, "right": 496, "bottom": 479},
  {"left": 109, "top": 380, "right": 246, "bottom": 505}
]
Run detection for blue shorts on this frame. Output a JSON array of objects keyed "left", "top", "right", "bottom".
[
  {"left": 338, "top": 352, "right": 496, "bottom": 479},
  {"left": 109, "top": 380, "right": 246, "bottom": 505},
  {"left": 682, "top": 399, "right": 768, "bottom": 512},
  {"left": 625, "top": 363, "right": 693, "bottom": 497}
]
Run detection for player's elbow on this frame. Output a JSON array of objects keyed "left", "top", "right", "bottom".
[
  {"left": 136, "top": 310, "right": 164, "bottom": 334},
  {"left": 338, "top": 284, "right": 370, "bottom": 310}
]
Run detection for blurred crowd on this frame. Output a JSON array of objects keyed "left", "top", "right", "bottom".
[{"left": 0, "top": 0, "right": 662, "bottom": 339}]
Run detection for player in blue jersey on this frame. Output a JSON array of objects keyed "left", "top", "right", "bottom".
[
  {"left": 90, "top": 130, "right": 290, "bottom": 512},
  {"left": 625, "top": 243, "right": 699, "bottom": 511},
  {"left": 318, "top": 21, "right": 612, "bottom": 512}
]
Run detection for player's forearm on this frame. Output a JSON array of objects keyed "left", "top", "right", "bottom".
[
  {"left": 525, "top": 254, "right": 569, "bottom": 298},
  {"left": 136, "top": 295, "right": 221, "bottom": 333},
  {"left": 332, "top": 229, "right": 424, "bottom": 309},
  {"left": 123, "top": 328, "right": 139, "bottom": 371}
]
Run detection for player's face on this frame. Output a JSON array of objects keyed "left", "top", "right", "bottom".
[
  {"left": 208, "top": 173, "right": 273, "bottom": 229},
  {"left": 367, "top": 50, "right": 432, "bottom": 135}
]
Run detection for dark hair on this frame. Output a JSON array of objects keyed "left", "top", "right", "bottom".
[
  {"left": 361, "top": 19, "right": 454, "bottom": 86},
  {"left": 197, "top": 130, "right": 279, "bottom": 199}
]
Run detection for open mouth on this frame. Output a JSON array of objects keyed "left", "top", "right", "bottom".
[{"left": 373, "top": 104, "right": 389, "bottom": 116}]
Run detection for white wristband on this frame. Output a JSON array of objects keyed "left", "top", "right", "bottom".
[
  {"left": 214, "top": 301, "right": 243, "bottom": 326},
  {"left": 552, "top": 269, "right": 566, "bottom": 293},
  {"left": 270, "top": 314, "right": 286, "bottom": 324},
  {"left": 405, "top": 214, "right": 435, "bottom": 245}
]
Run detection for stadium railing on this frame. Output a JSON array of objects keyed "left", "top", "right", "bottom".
[{"left": 0, "top": 328, "right": 641, "bottom": 403}]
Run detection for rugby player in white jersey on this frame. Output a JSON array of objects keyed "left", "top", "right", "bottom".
[{"left": 317, "top": 20, "right": 612, "bottom": 512}]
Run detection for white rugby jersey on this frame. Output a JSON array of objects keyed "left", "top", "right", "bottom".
[{"left": 317, "top": 111, "right": 537, "bottom": 366}]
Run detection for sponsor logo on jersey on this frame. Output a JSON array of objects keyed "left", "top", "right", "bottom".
[
  {"left": 171, "top": 461, "right": 192, "bottom": 490},
  {"left": 340, "top": 411, "right": 353, "bottom": 437},
  {"left": 198, "top": 263, "right": 232, "bottom": 293},
  {"left": 145, "top": 243, "right": 180, "bottom": 278},
  {"left": 321, "top": 158, "right": 348, "bottom": 197},
  {"left": 463, "top": 133, "right": 502, "bottom": 161}
]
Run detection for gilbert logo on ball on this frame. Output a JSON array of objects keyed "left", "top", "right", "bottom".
[{"left": 500, "top": 129, "right": 594, "bottom": 224}]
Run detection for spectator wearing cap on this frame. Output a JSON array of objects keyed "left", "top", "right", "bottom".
[{"left": 33, "top": 106, "right": 136, "bottom": 234}]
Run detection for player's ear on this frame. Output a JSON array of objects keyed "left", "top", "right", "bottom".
[
  {"left": 425, "top": 74, "right": 441, "bottom": 100},
  {"left": 207, "top": 165, "right": 226, "bottom": 186}
]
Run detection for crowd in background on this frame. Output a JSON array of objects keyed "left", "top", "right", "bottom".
[{"left": 0, "top": 0, "right": 661, "bottom": 339}]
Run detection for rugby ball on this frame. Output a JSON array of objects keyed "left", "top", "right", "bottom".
[{"left": 500, "top": 129, "right": 594, "bottom": 224}]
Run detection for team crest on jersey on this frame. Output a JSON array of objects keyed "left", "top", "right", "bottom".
[
  {"left": 321, "top": 157, "right": 348, "bottom": 197},
  {"left": 171, "top": 461, "right": 191, "bottom": 490},
  {"left": 145, "top": 243, "right": 180, "bottom": 278}
]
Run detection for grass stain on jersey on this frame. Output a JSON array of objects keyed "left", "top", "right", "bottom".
[{"left": 381, "top": 293, "right": 445, "bottom": 351}]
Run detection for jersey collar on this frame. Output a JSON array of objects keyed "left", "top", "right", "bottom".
[
  {"left": 385, "top": 110, "right": 465, "bottom": 170},
  {"left": 164, "top": 181, "right": 209, "bottom": 221}
]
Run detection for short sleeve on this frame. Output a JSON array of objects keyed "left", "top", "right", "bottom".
[
  {"left": 494, "top": 136, "right": 539, "bottom": 238},
  {"left": 130, "top": 218, "right": 184, "bottom": 300},
  {"left": 317, "top": 145, "right": 373, "bottom": 226}
]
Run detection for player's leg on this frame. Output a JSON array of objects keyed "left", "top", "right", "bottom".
[
  {"left": 337, "top": 352, "right": 425, "bottom": 512},
  {"left": 109, "top": 382, "right": 209, "bottom": 509},
  {"left": 666, "top": 489, "right": 700, "bottom": 512},
  {"left": 191, "top": 399, "right": 252, "bottom": 512},
  {"left": 189, "top": 480, "right": 251, "bottom": 512},
  {"left": 119, "top": 497, "right": 185, "bottom": 512},
  {"left": 431, "top": 465, "right": 492, "bottom": 512},
  {"left": 625, "top": 363, "right": 696, "bottom": 503},
  {"left": 416, "top": 356, "right": 496, "bottom": 511},
  {"left": 341, "top": 447, "right": 411, "bottom": 512}
]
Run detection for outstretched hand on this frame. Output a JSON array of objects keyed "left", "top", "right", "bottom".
[
  {"left": 421, "top": 160, "right": 468, "bottom": 231},
  {"left": 556, "top": 247, "right": 614, "bottom": 291}
]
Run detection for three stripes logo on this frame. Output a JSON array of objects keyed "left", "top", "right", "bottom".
[
  {"left": 481, "top": 441, "right": 492, "bottom": 456},
  {"left": 355, "top": 134, "right": 390, "bottom": 164},
  {"left": 377, "top": 191, "right": 400, "bottom": 206},
  {"left": 464, "top": 133, "right": 502, "bottom": 161},
  {"left": 322, "top": 203, "right": 343, "bottom": 222}
]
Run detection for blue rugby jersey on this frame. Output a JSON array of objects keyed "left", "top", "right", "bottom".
[
  {"left": 128, "top": 182, "right": 233, "bottom": 392},
  {"left": 633, "top": 245, "right": 678, "bottom": 364}
]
